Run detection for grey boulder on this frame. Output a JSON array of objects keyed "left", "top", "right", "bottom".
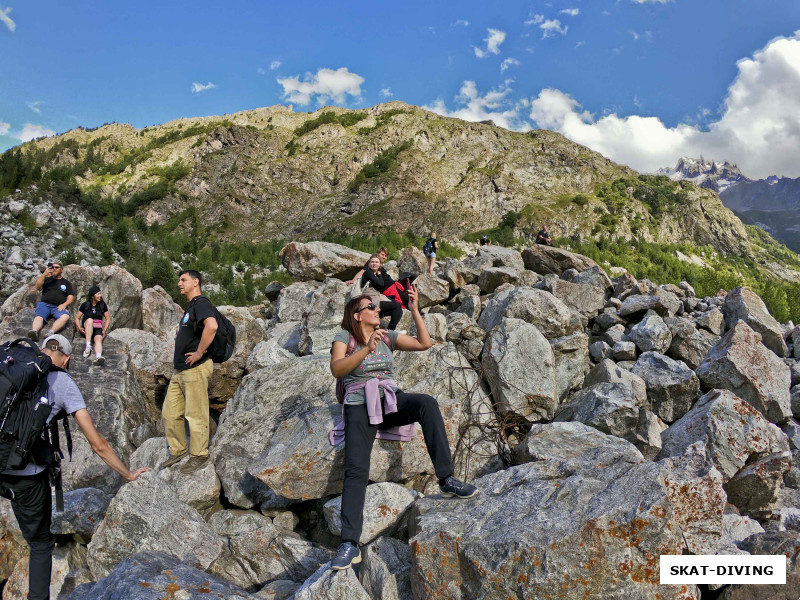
[{"left": 722, "top": 286, "right": 789, "bottom": 357}]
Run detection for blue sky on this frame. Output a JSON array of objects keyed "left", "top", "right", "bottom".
[{"left": 2, "top": 1, "right": 800, "bottom": 178}]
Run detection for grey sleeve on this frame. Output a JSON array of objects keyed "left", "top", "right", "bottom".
[
  {"left": 332, "top": 329, "right": 351, "bottom": 347},
  {"left": 387, "top": 329, "right": 401, "bottom": 349},
  {"left": 48, "top": 372, "right": 87, "bottom": 416}
]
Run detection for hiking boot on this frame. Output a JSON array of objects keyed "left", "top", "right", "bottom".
[
  {"left": 159, "top": 450, "right": 188, "bottom": 469},
  {"left": 92, "top": 355, "right": 105, "bottom": 366},
  {"left": 83, "top": 345, "right": 92, "bottom": 358},
  {"left": 439, "top": 476, "right": 479, "bottom": 499},
  {"left": 27, "top": 329, "right": 39, "bottom": 341},
  {"left": 180, "top": 455, "right": 210, "bottom": 474},
  {"left": 331, "top": 541, "right": 361, "bottom": 570}
]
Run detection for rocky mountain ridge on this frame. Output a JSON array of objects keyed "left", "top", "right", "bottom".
[{"left": 0, "top": 240, "right": 798, "bottom": 599}]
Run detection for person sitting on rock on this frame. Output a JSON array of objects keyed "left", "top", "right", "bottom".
[
  {"left": 28, "top": 260, "right": 75, "bottom": 341},
  {"left": 346, "top": 246, "right": 389, "bottom": 285},
  {"left": 479, "top": 234, "right": 491, "bottom": 246},
  {"left": 536, "top": 224, "right": 554, "bottom": 246},
  {"left": 359, "top": 253, "right": 407, "bottom": 330},
  {"left": 76, "top": 285, "right": 110, "bottom": 366},
  {"left": 328, "top": 287, "right": 478, "bottom": 571}
]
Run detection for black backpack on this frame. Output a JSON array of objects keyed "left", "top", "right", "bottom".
[
  {"left": 193, "top": 297, "right": 237, "bottom": 363},
  {"left": 423, "top": 238, "right": 435, "bottom": 258}
]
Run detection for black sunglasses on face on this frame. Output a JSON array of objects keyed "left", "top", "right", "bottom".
[{"left": 355, "top": 302, "right": 378, "bottom": 313}]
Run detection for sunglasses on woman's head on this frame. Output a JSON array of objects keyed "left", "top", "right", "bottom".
[{"left": 355, "top": 302, "right": 378, "bottom": 313}]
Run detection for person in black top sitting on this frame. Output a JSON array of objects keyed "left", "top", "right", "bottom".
[
  {"left": 360, "top": 254, "right": 410, "bottom": 331},
  {"left": 76, "top": 285, "right": 111, "bottom": 366},
  {"left": 536, "top": 224, "right": 554, "bottom": 246},
  {"left": 28, "top": 261, "right": 75, "bottom": 341},
  {"left": 347, "top": 247, "right": 389, "bottom": 286},
  {"left": 479, "top": 234, "right": 491, "bottom": 246}
]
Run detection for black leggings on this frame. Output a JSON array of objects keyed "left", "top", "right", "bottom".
[
  {"left": 339, "top": 392, "right": 453, "bottom": 543},
  {"left": 379, "top": 300, "right": 403, "bottom": 330}
]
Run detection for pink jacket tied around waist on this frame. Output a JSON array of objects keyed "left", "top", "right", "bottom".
[{"left": 329, "top": 377, "right": 417, "bottom": 445}]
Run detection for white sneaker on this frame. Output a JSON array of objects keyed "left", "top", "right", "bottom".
[{"left": 83, "top": 345, "right": 92, "bottom": 358}]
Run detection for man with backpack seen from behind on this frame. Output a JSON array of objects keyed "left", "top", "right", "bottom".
[
  {"left": 161, "top": 269, "right": 219, "bottom": 474},
  {"left": 28, "top": 261, "right": 75, "bottom": 342},
  {"left": 423, "top": 233, "right": 438, "bottom": 274},
  {"left": 0, "top": 334, "right": 150, "bottom": 600}
]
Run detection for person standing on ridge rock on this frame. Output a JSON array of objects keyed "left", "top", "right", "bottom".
[
  {"left": 328, "top": 286, "right": 478, "bottom": 571},
  {"left": 160, "top": 269, "right": 218, "bottom": 475},
  {"left": 76, "top": 285, "right": 111, "bottom": 366},
  {"left": 28, "top": 261, "right": 75, "bottom": 341},
  {"left": 536, "top": 224, "right": 554, "bottom": 246},
  {"left": 0, "top": 334, "right": 150, "bottom": 600},
  {"left": 423, "top": 233, "right": 438, "bottom": 273}
]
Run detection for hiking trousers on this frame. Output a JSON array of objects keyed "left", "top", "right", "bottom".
[
  {"left": 0, "top": 471, "right": 55, "bottom": 600},
  {"left": 163, "top": 358, "right": 214, "bottom": 458},
  {"left": 340, "top": 391, "right": 453, "bottom": 544}
]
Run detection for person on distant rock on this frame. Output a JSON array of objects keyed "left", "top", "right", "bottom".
[
  {"left": 0, "top": 334, "right": 150, "bottom": 600},
  {"left": 160, "top": 270, "right": 218, "bottom": 475},
  {"left": 536, "top": 224, "right": 554, "bottom": 246},
  {"left": 346, "top": 246, "right": 389, "bottom": 285},
  {"left": 423, "top": 233, "right": 439, "bottom": 274},
  {"left": 480, "top": 234, "right": 491, "bottom": 246},
  {"left": 359, "top": 253, "right": 409, "bottom": 330},
  {"left": 76, "top": 285, "right": 111, "bottom": 366},
  {"left": 328, "top": 288, "right": 478, "bottom": 571},
  {"left": 28, "top": 261, "right": 75, "bottom": 341}
]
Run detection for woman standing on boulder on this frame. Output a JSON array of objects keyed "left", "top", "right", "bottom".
[{"left": 328, "top": 286, "right": 478, "bottom": 571}]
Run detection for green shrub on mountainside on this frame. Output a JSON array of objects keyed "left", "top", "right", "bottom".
[
  {"left": 293, "top": 111, "right": 367, "bottom": 137},
  {"left": 357, "top": 108, "right": 409, "bottom": 134},
  {"left": 348, "top": 141, "right": 413, "bottom": 192}
]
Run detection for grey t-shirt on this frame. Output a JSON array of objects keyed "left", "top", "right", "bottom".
[
  {"left": 3, "top": 371, "right": 87, "bottom": 476},
  {"left": 333, "top": 329, "right": 401, "bottom": 405}
]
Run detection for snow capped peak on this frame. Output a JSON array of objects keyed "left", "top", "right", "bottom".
[{"left": 657, "top": 157, "right": 747, "bottom": 193}]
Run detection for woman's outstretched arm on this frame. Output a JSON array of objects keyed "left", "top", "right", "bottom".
[{"left": 394, "top": 284, "right": 432, "bottom": 351}]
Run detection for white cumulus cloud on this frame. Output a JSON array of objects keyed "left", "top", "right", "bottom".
[
  {"left": 474, "top": 28, "right": 506, "bottom": 58},
  {"left": 380, "top": 87, "right": 393, "bottom": 98},
  {"left": 539, "top": 19, "right": 568, "bottom": 39},
  {"left": 26, "top": 101, "right": 42, "bottom": 114},
  {"left": 16, "top": 123, "right": 55, "bottom": 142},
  {"left": 191, "top": 82, "right": 217, "bottom": 93},
  {"left": 452, "top": 19, "right": 469, "bottom": 27},
  {"left": 560, "top": 8, "right": 580, "bottom": 16},
  {"left": 0, "top": 121, "right": 10, "bottom": 136},
  {"left": 277, "top": 67, "right": 364, "bottom": 106},
  {"left": 500, "top": 58, "right": 520, "bottom": 73},
  {"left": 0, "top": 5, "right": 15, "bottom": 33},
  {"left": 528, "top": 31, "right": 800, "bottom": 178},
  {"left": 270, "top": 60, "right": 281, "bottom": 70},
  {"left": 424, "top": 80, "right": 528, "bottom": 131},
  {"left": 525, "top": 14, "right": 545, "bottom": 26}
]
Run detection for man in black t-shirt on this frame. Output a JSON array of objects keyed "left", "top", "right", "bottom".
[
  {"left": 160, "top": 269, "right": 219, "bottom": 474},
  {"left": 536, "top": 224, "right": 554, "bottom": 246},
  {"left": 28, "top": 261, "right": 75, "bottom": 341}
]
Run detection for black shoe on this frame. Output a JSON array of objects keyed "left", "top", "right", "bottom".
[
  {"left": 27, "top": 329, "right": 39, "bottom": 341},
  {"left": 331, "top": 541, "right": 361, "bottom": 571},
  {"left": 439, "top": 476, "right": 479, "bottom": 498}
]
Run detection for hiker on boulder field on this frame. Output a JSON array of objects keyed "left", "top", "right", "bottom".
[
  {"left": 346, "top": 246, "right": 389, "bottom": 285},
  {"left": 160, "top": 270, "right": 218, "bottom": 475},
  {"left": 423, "top": 233, "right": 438, "bottom": 273},
  {"left": 358, "top": 253, "right": 407, "bottom": 330},
  {"left": 28, "top": 261, "right": 74, "bottom": 341},
  {"left": 0, "top": 335, "right": 149, "bottom": 600},
  {"left": 76, "top": 285, "right": 110, "bottom": 366},
  {"left": 328, "top": 286, "right": 478, "bottom": 571},
  {"left": 536, "top": 224, "right": 554, "bottom": 246}
]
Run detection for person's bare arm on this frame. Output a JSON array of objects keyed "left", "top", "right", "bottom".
[
  {"left": 185, "top": 317, "right": 218, "bottom": 366},
  {"left": 330, "top": 331, "right": 385, "bottom": 377},
  {"left": 73, "top": 409, "right": 150, "bottom": 481},
  {"left": 34, "top": 267, "right": 53, "bottom": 291},
  {"left": 103, "top": 311, "right": 111, "bottom": 336},
  {"left": 394, "top": 284, "right": 432, "bottom": 351},
  {"left": 58, "top": 294, "right": 75, "bottom": 312},
  {"left": 347, "top": 269, "right": 366, "bottom": 285}
]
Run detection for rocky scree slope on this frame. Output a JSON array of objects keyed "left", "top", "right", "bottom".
[{"left": 1, "top": 241, "right": 799, "bottom": 599}]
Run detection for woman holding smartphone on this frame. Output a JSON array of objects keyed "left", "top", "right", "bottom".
[{"left": 328, "top": 285, "right": 478, "bottom": 571}]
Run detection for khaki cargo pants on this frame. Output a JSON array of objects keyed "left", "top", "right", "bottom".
[{"left": 163, "top": 358, "right": 214, "bottom": 458}]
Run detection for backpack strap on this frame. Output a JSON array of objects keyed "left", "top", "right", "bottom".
[{"left": 345, "top": 334, "right": 357, "bottom": 357}]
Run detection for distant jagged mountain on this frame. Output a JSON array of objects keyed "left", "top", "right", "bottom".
[{"left": 659, "top": 157, "right": 800, "bottom": 251}]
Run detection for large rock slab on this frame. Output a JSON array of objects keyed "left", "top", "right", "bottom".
[
  {"left": 228, "top": 523, "right": 332, "bottom": 587},
  {"left": 279, "top": 241, "right": 371, "bottom": 281},
  {"left": 298, "top": 279, "right": 348, "bottom": 355},
  {"left": 323, "top": 482, "right": 421, "bottom": 545},
  {"left": 50, "top": 487, "right": 111, "bottom": 537},
  {"left": 723, "top": 286, "right": 789, "bottom": 357},
  {"left": 719, "top": 531, "right": 800, "bottom": 599},
  {"left": 410, "top": 430, "right": 704, "bottom": 600},
  {"left": 521, "top": 245, "right": 600, "bottom": 275},
  {"left": 61, "top": 336, "right": 153, "bottom": 494},
  {"left": 62, "top": 264, "right": 144, "bottom": 330},
  {"left": 550, "top": 279, "right": 606, "bottom": 319},
  {"left": 479, "top": 287, "right": 581, "bottom": 339},
  {"left": 696, "top": 320, "right": 792, "bottom": 424},
  {"left": 619, "top": 290, "right": 682, "bottom": 319},
  {"left": 212, "top": 355, "right": 335, "bottom": 508},
  {"left": 414, "top": 274, "right": 450, "bottom": 308},
  {"left": 6, "top": 542, "right": 90, "bottom": 600},
  {"left": 477, "top": 245, "right": 525, "bottom": 270},
  {"left": 64, "top": 551, "right": 257, "bottom": 600},
  {"left": 481, "top": 318, "right": 557, "bottom": 421},
  {"left": 360, "top": 536, "right": 413, "bottom": 600},
  {"left": 291, "top": 563, "right": 371, "bottom": 600},
  {"left": 86, "top": 473, "right": 241, "bottom": 581},
  {"left": 659, "top": 389, "right": 789, "bottom": 481},
  {"left": 628, "top": 310, "right": 672, "bottom": 354},
  {"left": 550, "top": 331, "right": 589, "bottom": 401},
  {"left": 724, "top": 450, "right": 792, "bottom": 515},
  {"left": 631, "top": 352, "right": 700, "bottom": 423},
  {"left": 665, "top": 316, "right": 717, "bottom": 370},
  {"left": 274, "top": 281, "right": 320, "bottom": 323},
  {"left": 250, "top": 400, "right": 461, "bottom": 501},
  {"left": 396, "top": 246, "right": 428, "bottom": 275},
  {"left": 0, "top": 499, "right": 26, "bottom": 582},
  {"left": 583, "top": 359, "right": 647, "bottom": 404},
  {"left": 141, "top": 285, "right": 182, "bottom": 338}
]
